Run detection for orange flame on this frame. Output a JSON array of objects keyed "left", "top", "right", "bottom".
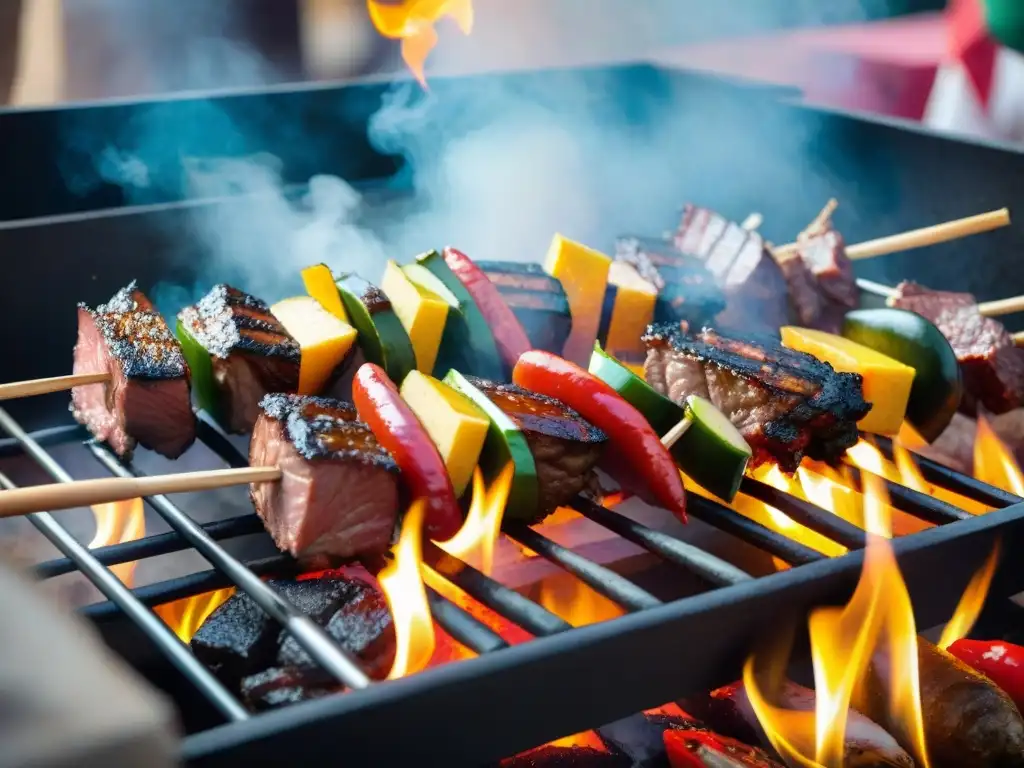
[
  {"left": 939, "top": 541, "right": 1001, "bottom": 649},
  {"left": 155, "top": 588, "right": 235, "bottom": 644},
  {"left": 537, "top": 571, "right": 625, "bottom": 628},
  {"left": 366, "top": 0, "right": 474, "bottom": 86},
  {"left": 380, "top": 500, "right": 435, "bottom": 679},
  {"left": 89, "top": 498, "right": 146, "bottom": 586},
  {"left": 975, "top": 414, "right": 1024, "bottom": 496},
  {"left": 437, "top": 463, "right": 513, "bottom": 576}
]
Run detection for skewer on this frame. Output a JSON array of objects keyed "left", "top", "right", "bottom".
[
  {"left": 661, "top": 413, "right": 693, "bottom": 449},
  {"left": 857, "top": 279, "right": 1024, "bottom": 319},
  {"left": 0, "top": 466, "right": 280, "bottom": 519},
  {"left": 741, "top": 212, "right": 762, "bottom": 231},
  {"left": 0, "top": 372, "right": 109, "bottom": 401}
]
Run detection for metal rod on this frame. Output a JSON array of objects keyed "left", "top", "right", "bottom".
[
  {"left": 422, "top": 542, "right": 571, "bottom": 637},
  {"left": 502, "top": 523, "right": 662, "bottom": 612},
  {"left": 425, "top": 587, "right": 509, "bottom": 654},
  {"left": 35, "top": 514, "right": 266, "bottom": 579},
  {"left": 86, "top": 441, "right": 372, "bottom": 692},
  {"left": 0, "top": 423, "right": 86, "bottom": 457},
  {"left": 740, "top": 478, "right": 868, "bottom": 550},
  {"left": 195, "top": 415, "right": 248, "bottom": 469},
  {"left": 686, "top": 495, "right": 824, "bottom": 566},
  {"left": 569, "top": 497, "right": 752, "bottom": 587},
  {"left": 844, "top": 465, "right": 971, "bottom": 525},
  {"left": 0, "top": 467, "right": 249, "bottom": 723}
]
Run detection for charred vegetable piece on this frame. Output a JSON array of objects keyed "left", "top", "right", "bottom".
[
  {"left": 399, "top": 370, "right": 490, "bottom": 498},
  {"left": 353, "top": 363, "right": 463, "bottom": 541},
  {"left": 270, "top": 296, "right": 358, "bottom": 395},
  {"left": 334, "top": 273, "right": 417, "bottom": 385},
  {"left": 417, "top": 250, "right": 506, "bottom": 381},
  {"left": 780, "top": 325, "right": 915, "bottom": 436},
  {"left": 301, "top": 263, "right": 350, "bottom": 323},
  {"left": 947, "top": 639, "right": 1024, "bottom": 713},
  {"left": 475, "top": 260, "right": 572, "bottom": 355},
  {"left": 514, "top": 350, "right": 686, "bottom": 521},
  {"left": 545, "top": 233, "right": 612, "bottom": 365},
  {"left": 663, "top": 729, "right": 783, "bottom": 768},
  {"left": 842, "top": 308, "right": 963, "bottom": 441},
  {"left": 380, "top": 260, "right": 449, "bottom": 375},
  {"left": 443, "top": 369, "right": 540, "bottom": 522},
  {"left": 598, "top": 261, "right": 658, "bottom": 360}
]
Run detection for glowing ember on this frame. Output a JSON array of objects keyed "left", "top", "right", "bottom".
[
  {"left": 437, "top": 463, "right": 513, "bottom": 576},
  {"left": 380, "top": 500, "right": 435, "bottom": 679},
  {"left": 939, "top": 541, "right": 1001, "bottom": 649},
  {"left": 975, "top": 415, "right": 1024, "bottom": 496},
  {"left": 89, "top": 498, "right": 145, "bottom": 586},
  {"left": 155, "top": 588, "right": 234, "bottom": 644},
  {"left": 366, "top": 0, "right": 474, "bottom": 86}
]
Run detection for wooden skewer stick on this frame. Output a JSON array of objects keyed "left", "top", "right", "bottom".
[
  {"left": 857, "top": 279, "right": 1024, "bottom": 319},
  {"left": 741, "top": 212, "right": 763, "bottom": 231},
  {"left": 0, "top": 372, "right": 110, "bottom": 401},
  {"left": 1014, "top": 331, "right": 1024, "bottom": 347},
  {"left": 661, "top": 413, "right": 693, "bottom": 450},
  {"left": 0, "top": 466, "right": 281, "bottom": 519}
]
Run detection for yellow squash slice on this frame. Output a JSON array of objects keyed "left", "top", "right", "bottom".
[
  {"left": 381, "top": 260, "right": 450, "bottom": 375},
  {"left": 301, "top": 263, "right": 349, "bottom": 323},
  {"left": 270, "top": 296, "right": 358, "bottom": 395},
  {"left": 544, "top": 233, "right": 611, "bottom": 365}
]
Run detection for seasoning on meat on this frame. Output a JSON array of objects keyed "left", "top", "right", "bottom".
[
  {"left": 890, "top": 281, "right": 1024, "bottom": 414},
  {"left": 249, "top": 394, "right": 400, "bottom": 561},
  {"left": 178, "top": 284, "right": 300, "bottom": 433},
  {"left": 466, "top": 377, "right": 606, "bottom": 518},
  {"left": 643, "top": 323, "right": 870, "bottom": 472},
  {"left": 71, "top": 281, "right": 196, "bottom": 459},
  {"left": 673, "top": 205, "right": 791, "bottom": 332}
]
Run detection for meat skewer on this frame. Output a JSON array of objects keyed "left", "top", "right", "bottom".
[
  {"left": 0, "top": 372, "right": 110, "bottom": 400},
  {"left": 859, "top": 279, "right": 1024, "bottom": 319}
]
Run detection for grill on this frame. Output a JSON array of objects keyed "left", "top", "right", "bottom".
[{"left": 3, "top": 64, "right": 1024, "bottom": 766}]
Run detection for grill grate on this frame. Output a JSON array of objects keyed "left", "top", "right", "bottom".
[{"left": 2, "top": 402, "right": 1023, "bottom": 764}]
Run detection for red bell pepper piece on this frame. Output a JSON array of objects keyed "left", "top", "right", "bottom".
[
  {"left": 664, "top": 729, "right": 780, "bottom": 768},
  {"left": 443, "top": 246, "right": 532, "bottom": 370},
  {"left": 352, "top": 363, "right": 463, "bottom": 541},
  {"left": 512, "top": 350, "right": 686, "bottom": 521},
  {"left": 947, "top": 638, "right": 1024, "bottom": 711}
]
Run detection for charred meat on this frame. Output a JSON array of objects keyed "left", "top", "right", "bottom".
[
  {"left": 71, "top": 282, "right": 196, "bottom": 459},
  {"left": 890, "top": 281, "right": 1024, "bottom": 414},
  {"left": 467, "top": 377, "right": 606, "bottom": 519},
  {"left": 643, "top": 324, "right": 870, "bottom": 471},
  {"left": 249, "top": 394, "right": 400, "bottom": 561},
  {"left": 477, "top": 261, "right": 573, "bottom": 355},
  {"left": 178, "top": 285, "right": 300, "bottom": 433},
  {"left": 673, "top": 205, "right": 791, "bottom": 332}
]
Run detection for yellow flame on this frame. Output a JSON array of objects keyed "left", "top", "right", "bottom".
[
  {"left": 366, "top": 0, "right": 474, "bottom": 86},
  {"left": 89, "top": 498, "right": 146, "bottom": 586},
  {"left": 380, "top": 500, "right": 435, "bottom": 679},
  {"left": 155, "top": 588, "right": 235, "bottom": 644},
  {"left": 975, "top": 415, "right": 1024, "bottom": 496},
  {"left": 939, "top": 541, "right": 1001, "bottom": 649},
  {"left": 437, "top": 463, "right": 513, "bottom": 576},
  {"left": 536, "top": 571, "right": 625, "bottom": 628}
]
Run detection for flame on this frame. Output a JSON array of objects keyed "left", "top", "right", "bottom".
[
  {"left": 939, "top": 541, "right": 1001, "bottom": 649},
  {"left": 545, "top": 730, "right": 607, "bottom": 751},
  {"left": 89, "top": 498, "right": 146, "bottom": 586},
  {"left": 155, "top": 588, "right": 234, "bottom": 644},
  {"left": 975, "top": 415, "right": 1024, "bottom": 495},
  {"left": 745, "top": 473, "right": 931, "bottom": 767},
  {"left": 380, "top": 500, "right": 435, "bottom": 679},
  {"left": 437, "top": 463, "right": 513, "bottom": 576},
  {"left": 537, "top": 571, "right": 625, "bottom": 628},
  {"left": 366, "top": 0, "right": 473, "bottom": 86}
]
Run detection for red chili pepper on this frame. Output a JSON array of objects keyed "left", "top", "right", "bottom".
[
  {"left": 947, "top": 638, "right": 1024, "bottom": 711},
  {"left": 352, "top": 363, "right": 463, "bottom": 541},
  {"left": 512, "top": 350, "right": 686, "bottom": 521},
  {"left": 664, "top": 729, "right": 780, "bottom": 768}
]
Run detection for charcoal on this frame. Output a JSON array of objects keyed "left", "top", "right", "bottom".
[{"left": 239, "top": 666, "right": 340, "bottom": 712}]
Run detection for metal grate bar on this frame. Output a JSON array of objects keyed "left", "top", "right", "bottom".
[
  {"left": 569, "top": 496, "right": 753, "bottom": 587},
  {"left": 686, "top": 495, "right": 824, "bottom": 566},
  {"left": 740, "top": 478, "right": 868, "bottom": 550},
  {"left": 502, "top": 523, "right": 662, "bottom": 611},
  {"left": 422, "top": 542, "right": 571, "bottom": 637},
  {"left": 195, "top": 416, "right": 248, "bottom": 469},
  {"left": 86, "top": 442, "right": 373, "bottom": 691},
  {"left": 35, "top": 513, "right": 266, "bottom": 579},
  {"left": 0, "top": 423, "right": 86, "bottom": 457},
  {"left": 0, "top": 467, "right": 249, "bottom": 723},
  {"left": 844, "top": 465, "right": 971, "bottom": 525},
  {"left": 425, "top": 587, "right": 509, "bottom": 654}
]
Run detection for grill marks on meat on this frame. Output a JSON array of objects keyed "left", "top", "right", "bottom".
[
  {"left": 477, "top": 261, "right": 573, "bottom": 355},
  {"left": 890, "top": 282, "right": 1024, "bottom": 414},
  {"left": 674, "top": 205, "right": 791, "bottom": 332},
  {"left": 467, "top": 377, "right": 606, "bottom": 518},
  {"left": 643, "top": 324, "right": 869, "bottom": 471},
  {"left": 178, "top": 284, "right": 300, "bottom": 433},
  {"left": 71, "top": 282, "right": 196, "bottom": 459},
  {"left": 250, "top": 394, "right": 400, "bottom": 561}
]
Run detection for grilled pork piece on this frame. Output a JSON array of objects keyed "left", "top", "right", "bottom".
[
  {"left": 796, "top": 214, "right": 858, "bottom": 308},
  {"left": 467, "top": 377, "right": 607, "bottom": 519},
  {"left": 178, "top": 285, "right": 300, "bottom": 433},
  {"left": 249, "top": 394, "right": 400, "bottom": 561},
  {"left": 643, "top": 324, "right": 870, "bottom": 471},
  {"left": 477, "top": 261, "right": 573, "bottom": 354},
  {"left": 71, "top": 282, "right": 195, "bottom": 459},
  {"left": 890, "top": 281, "right": 1024, "bottom": 414},
  {"left": 673, "top": 205, "right": 791, "bottom": 332}
]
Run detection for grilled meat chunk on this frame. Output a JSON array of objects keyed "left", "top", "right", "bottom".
[
  {"left": 477, "top": 261, "right": 573, "bottom": 355},
  {"left": 71, "top": 282, "right": 195, "bottom": 459},
  {"left": 643, "top": 324, "right": 870, "bottom": 471},
  {"left": 467, "top": 377, "right": 606, "bottom": 518},
  {"left": 249, "top": 394, "right": 400, "bottom": 560},
  {"left": 797, "top": 215, "right": 858, "bottom": 308},
  {"left": 674, "top": 205, "right": 791, "bottom": 332},
  {"left": 178, "top": 285, "right": 300, "bottom": 433}
]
